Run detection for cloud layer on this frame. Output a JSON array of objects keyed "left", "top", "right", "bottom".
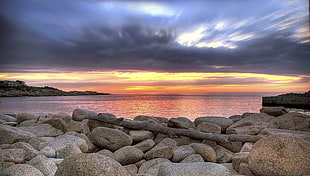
[{"left": 0, "top": 0, "right": 309, "bottom": 78}]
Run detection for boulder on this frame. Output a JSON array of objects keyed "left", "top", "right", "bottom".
[
  {"left": 3, "top": 164, "right": 44, "bottom": 176},
  {"left": 74, "top": 133, "right": 97, "bottom": 152},
  {"left": 129, "top": 130, "right": 154, "bottom": 143},
  {"left": 96, "top": 149, "right": 113, "bottom": 158},
  {"left": 28, "top": 155, "right": 57, "bottom": 176},
  {"left": 180, "top": 154, "right": 204, "bottom": 163},
  {"left": 19, "top": 120, "right": 37, "bottom": 127},
  {"left": 228, "top": 115, "right": 242, "bottom": 122},
  {"left": 28, "top": 137, "right": 54, "bottom": 150},
  {"left": 259, "top": 128, "right": 310, "bottom": 142},
  {"left": 214, "top": 145, "right": 234, "bottom": 163},
  {"left": 1, "top": 149, "right": 24, "bottom": 163},
  {"left": 196, "top": 122, "right": 221, "bottom": 134},
  {"left": 87, "top": 119, "right": 115, "bottom": 131},
  {"left": 277, "top": 112, "right": 310, "bottom": 131},
  {"left": 239, "top": 162, "right": 255, "bottom": 176},
  {"left": 16, "top": 113, "right": 38, "bottom": 124},
  {"left": 194, "top": 116, "right": 233, "bottom": 132},
  {"left": 134, "top": 139, "right": 155, "bottom": 152},
  {"left": 248, "top": 134, "right": 310, "bottom": 176},
  {"left": 48, "top": 113, "right": 71, "bottom": 123},
  {"left": 42, "top": 118, "right": 67, "bottom": 132},
  {"left": 154, "top": 133, "right": 169, "bottom": 144},
  {"left": 167, "top": 117, "right": 194, "bottom": 129},
  {"left": 138, "top": 158, "right": 170, "bottom": 176},
  {"left": 232, "top": 152, "right": 250, "bottom": 172},
  {"left": 71, "top": 108, "right": 97, "bottom": 122},
  {"left": 220, "top": 163, "right": 240, "bottom": 175},
  {"left": 65, "top": 120, "right": 90, "bottom": 134},
  {"left": 46, "top": 134, "right": 88, "bottom": 153},
  {"left": 173, "top": 136, "right": 192, "bottom": 146},
  {"left": 113, "top": 146, "right": 144, "bottom": 165},
  {"left": 190, "top": 143, "right": 216, "bottom": 162},
  {"left": 157, "top": 162, "right": 231, "bottom": 176},
  {"left": 89, "top": 127, "right": 132, "bottom": 151},
  {"left": 19, "top": 124, "right": 63, "bottom": 137},
  {"left": 260, "top": 106, "right": 288, "bottom": 117},
  {"left": 124, "top": 164, "right": 138, "bottom": 175},
  {"left": 0, "top": 113, "right": 16, "bottom": 122},
  {"left": 39, "top": 146, "right": 56, "bottom": 158},
  {"left": 145, "top": 146, "right": 173, "bottom": 160},
  {"left": 55, "top": 153, "right": 130, "bottom": 176},
  {"left": 171, "top": 145, "right": 195, "bottom": 162},
  {"left": 153, "top": 138, "right": 177, "bottom": 149},
  {"left": 56, "top": 143, "right": 82, "bottom": 158},
  {"left": 11, "top": 142, "right": 39, "bottom": 160},
  {"left": 0, "top": 124, "right": 35, "bottom": 144},
  {"left": 226, "top": 113, "right": 279, "bottom": 135}
]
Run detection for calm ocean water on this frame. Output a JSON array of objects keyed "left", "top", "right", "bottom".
[{"left": 0, "top": 93, "right": 308, "bottom": 120}]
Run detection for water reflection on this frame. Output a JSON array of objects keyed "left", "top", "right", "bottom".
[{"left": 1, "top": 94, "right": 307, "bottom": 120}]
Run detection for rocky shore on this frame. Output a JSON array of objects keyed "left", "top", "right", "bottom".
[
  {"left": 0, "top": 86, "right": 109, "bottom": 97},
  {"left": 0, "top": 107, "right": 310, "bottom": 176},
  {"left": 263, "top": 91, "right": 310, "bottom": 109}
]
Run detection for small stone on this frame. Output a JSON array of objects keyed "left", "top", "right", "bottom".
[
  {"left": 0, "top": 125, "right": 35, "bottom": 145},
  {"left": 194, "top": 116, "right": 233, "bottom": 132},
  {"left": 240, "top": 142, "right": 253, "bottom": 152},
  {"left": 42, "top": 118, "right": 67, "bottom": 132},
  {"left": 145, "top": 146, "right": 173, "bottom": 160},
  {"left": 65, "top": 119, "right": 90, "bottom": 134}
]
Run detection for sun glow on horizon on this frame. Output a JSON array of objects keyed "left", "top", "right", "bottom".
[{"left": 0, "top": 71, "right": 309, "bottom": 94}]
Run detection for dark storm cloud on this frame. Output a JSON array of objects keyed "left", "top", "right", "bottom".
[{"left": 0, "top": 0, "right": 309, "bottom": 76}]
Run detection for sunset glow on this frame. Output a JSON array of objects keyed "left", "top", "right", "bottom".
[{"left": 1, "top": 71, "right": 308, "bottom": 94}]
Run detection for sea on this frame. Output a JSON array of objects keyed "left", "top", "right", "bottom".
[{"left": 0, "top": 93, "right": 309, "bottom": 120}]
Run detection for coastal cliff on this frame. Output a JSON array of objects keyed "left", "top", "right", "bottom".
[
  {"left": 263, "top": 91, "right": 310, "bottom": 109},
  {"left": 0, "top": 80, "right": 109, "bottom": 97}
]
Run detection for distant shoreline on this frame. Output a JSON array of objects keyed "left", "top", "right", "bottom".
[{"left": 0, "top": 80, "right": 110, "bottom": 97}]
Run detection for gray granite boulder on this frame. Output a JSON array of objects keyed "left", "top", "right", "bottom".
[
  {"left": 55, "top": 153, "right": 130, "bottom": 176},
  {"left": 113, "top": 146, "right": 144, "bottom": 165},
  {"left": 134, "top": 139, "right": 155, "bottom": 152},
  {"left": 249, "top": 134, "right": 310, "bottom": 176},
  {"left": 214, "top": 145, "right": 234, "bottom": 163},
  {"left": 11, "top": 142, "right": 39, "bottom": 161},
  {"left": 1, "top": 149, "right": 25, "bottom": 163},
  {"left": 226, "top": 113, "right": 279, "bottom": 135},
  {"left": 0, "top": 125, "right": 35, "bottom": 144},
  {"left": 89, "top": 127, "right": 132, "bottom": 151},
  {"left": 167, "top": 117, "right": 194, "bottom": 129},
  {"left": 157, "top": 162, "right": 230, "bottom": 176},
  {"left": 277, "top": 112, "right": 310, "bottom": 131},
  {"left": 196, "top": 122, "right": 221, "bottom": 134},
  {"left": 194, "top": 116, "right": 233, "bottom": 132},
  {"left": 28, "top": 155, "right": 57, "bottom": 176},
  {"left": 190, "top": 143, "right": 216, "bottom": 162},
  {"left": 180, "top": 154, "right": 204, "bottom": 163},
  {"left": 71, "top": 108, "right": 97, "bottom": 122},
  {"left": 3, "top": 164, "right": 44, "bottom": 176},
  {"left": 138, "top": 158, "right": 171, "bottom": 176},
  {"left": 19, "top": 124, "right": 63, "bottom": 137},
  {"left": 171, "top": 145, "right": 195, "bottom": 162},
  {"left": 129, "top": 130, "right": 154, "bottom": 143}
]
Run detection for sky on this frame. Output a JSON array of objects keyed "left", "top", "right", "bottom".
[{"left": 0, "top": 0, "right": 309, "bottom": 94}]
